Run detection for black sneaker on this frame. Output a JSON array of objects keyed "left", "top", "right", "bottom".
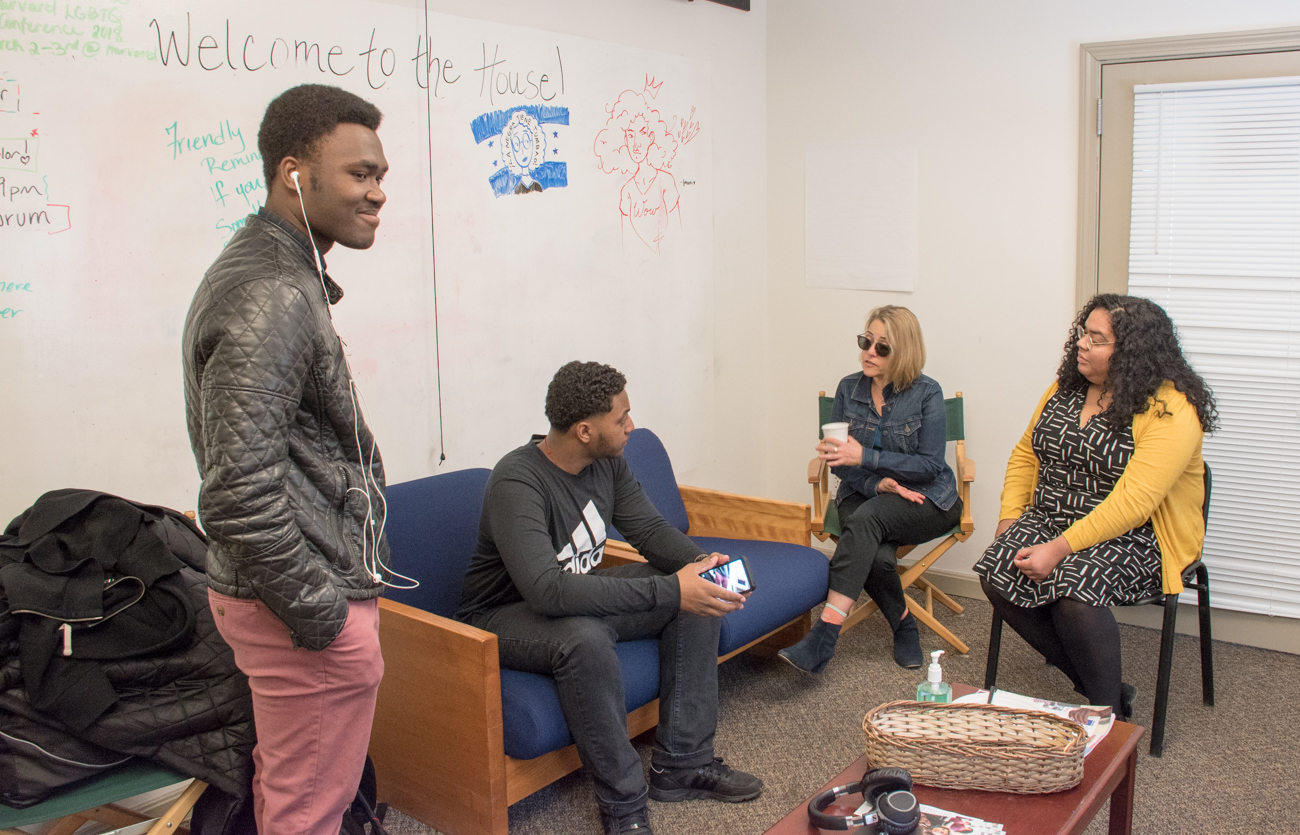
[
  {"left": 600, "top": 806, "right": 654, "bottom": 835},
  {"left": 648, "top": 757, "right": 763, "bottom": 803}
]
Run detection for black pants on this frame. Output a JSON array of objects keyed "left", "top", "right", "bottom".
[
  {"left": 980, "top": 578, "right": 1124, "bottom": 714},
  {"left": 830, "top": 491, "right": 962, "bottom": 629},
  {"left": 473, "top": 563, "right": 720, "bottom": 816}
]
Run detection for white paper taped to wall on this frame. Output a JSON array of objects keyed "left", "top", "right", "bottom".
[{"left": 804, "top": 142, "right": 917, "bottom": 292}]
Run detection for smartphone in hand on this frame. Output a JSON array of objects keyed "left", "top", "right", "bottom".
[{"left": 700, "top": 556, "right": 756, "bottom": 596}]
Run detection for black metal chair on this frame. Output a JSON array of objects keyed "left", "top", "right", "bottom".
[{"left": 983, "top": 465, "right": 1214, "bottom": 757}]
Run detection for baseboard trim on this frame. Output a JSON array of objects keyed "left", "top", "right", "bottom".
[
  {"left": 1108, "top": 603, "right": 1300, "bottom": 656},
  {"left": 913, "top": 567, "right": 1300, "bottom": 656}
]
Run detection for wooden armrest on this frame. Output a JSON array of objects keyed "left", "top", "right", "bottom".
[
  {"left": 954, "top": 448, "right": 976, "bottom": 536},
  {"left": 679, "top": 484, "right": 811, "bottom": 546},
  {"left": 371, "top": 599, "right": 507, "bottom": 835},
  {"left": 807, "top": 457, "right": 825, "bottom": 484}
]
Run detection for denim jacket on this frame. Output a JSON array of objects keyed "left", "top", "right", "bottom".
[{"left": 831, "top": 371, "right": 958, "bottom": 511}]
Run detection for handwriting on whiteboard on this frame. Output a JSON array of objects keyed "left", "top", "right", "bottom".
[
  {"left": 0, "top": 78, "right": 73, "bottom": 328},
  {"left": 0, "top": 3, "right": 147, "bottom": 62},
  {"left": 146, "top": 11, "right": 568, "bottom": 106},
  {"left": 164, "top": 118, "right": 264, "bottom": 243},
  {"left": 0, "top": 175, "right": 43, "bottom": 201},
  {"left": 0, "top": 79, "right": 16, "bottom": 114},
  {"left": 0, "top": 136, "right": 71, "bottom": 240},
  {"left": 0, "top": 138, "right": 38, "bottom": 172}
]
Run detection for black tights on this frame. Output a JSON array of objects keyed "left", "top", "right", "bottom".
[{"left": 981, "top": 579, "right": 1123, "bottom": 715}]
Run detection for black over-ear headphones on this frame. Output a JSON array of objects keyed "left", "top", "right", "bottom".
[{"left": 807, "top": 766, "right": 920, "bottom": 834}]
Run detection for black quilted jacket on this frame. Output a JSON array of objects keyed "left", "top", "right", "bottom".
[
  {"left": 0, "top": 490, "right": 255, "bottom": 804},
  {"left": 183, "top": 210, "right": 386, "bottom": 651}
]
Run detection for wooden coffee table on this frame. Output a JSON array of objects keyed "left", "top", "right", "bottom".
[{"left": 763, "top": 686, "right": 1144, "bottom": 835}]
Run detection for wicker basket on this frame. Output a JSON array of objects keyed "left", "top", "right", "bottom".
[{"left": 862, "top": 700, "right": 1088, "bottom": 794}]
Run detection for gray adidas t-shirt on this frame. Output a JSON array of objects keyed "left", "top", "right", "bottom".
[{"left": 456, "top": 437, "right": 702, "bottom": 621}]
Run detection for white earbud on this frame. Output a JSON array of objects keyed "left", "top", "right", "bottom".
[{"left": 291, "top": 170, "right": 301, "bottom": 192}]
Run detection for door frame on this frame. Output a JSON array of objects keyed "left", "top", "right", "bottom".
[{"left": 1076, "top": 26, "right": 1300, "bottom": 310}]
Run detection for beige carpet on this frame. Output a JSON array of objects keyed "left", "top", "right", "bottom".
[{"left": 382, "top": 593, "right": 1300, "bottom": 835}]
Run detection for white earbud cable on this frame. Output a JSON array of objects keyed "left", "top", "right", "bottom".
[
  {"left": 349, "top": 379, "right": 418, "bottom": 589},
  {"left": 293, "top": 173, "right": 332, "bottom": 311},
  {"left": 294, "top": 170, "right": 418, "bottom": 590}
]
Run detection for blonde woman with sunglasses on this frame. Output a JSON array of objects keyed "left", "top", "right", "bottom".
[{"left": 779, "top": 306, "right": 961, "bottom": 674}]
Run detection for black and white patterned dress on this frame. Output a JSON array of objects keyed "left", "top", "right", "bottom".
[{"left": 975, "top": 388, "right": 1162, "bottom": 608}]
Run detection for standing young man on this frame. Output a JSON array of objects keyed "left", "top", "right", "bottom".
[
  {"left": 183, "top": 84, "right": 391, "bottom": 835},
  {"left": 457, "top": 361, "right": 763, "bottom": 835}
]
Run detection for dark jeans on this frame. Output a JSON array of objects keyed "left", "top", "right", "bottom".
[
  {"left": 473, "top": 562, "right": 719, "bottom": 816},
  {"left": 830, "top": 491, "right": 962, "bottom": 628}
]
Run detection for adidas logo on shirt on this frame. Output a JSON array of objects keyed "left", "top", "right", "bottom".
[{"left": 556, "top": 500, "right": 607, "bottom": 574}]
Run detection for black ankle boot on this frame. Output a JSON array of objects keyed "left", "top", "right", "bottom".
[
  {"left": 892, "top": 615, "right": 923, "bottom": 669},
  {"left": 1120, "top": 682, "right": 1137, "bottom": 721},
  {"left": 778, "top": 619, "right": 841, "bottom": 674}
]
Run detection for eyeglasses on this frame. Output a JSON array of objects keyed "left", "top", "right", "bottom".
[
  {"left": 1074, "top": 325, "right": 1114, "bottom": 350},
  {"left": 857, "top": 334, "right": 892, "bottom": 357}
]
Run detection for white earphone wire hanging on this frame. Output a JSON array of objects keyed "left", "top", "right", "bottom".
[{"left": 292, "top": 169, "right": 417, "bottom": 590}]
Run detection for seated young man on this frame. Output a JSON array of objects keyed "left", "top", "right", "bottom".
[{"left": 456, "top": 361, "right": 763, "bottom": 835}]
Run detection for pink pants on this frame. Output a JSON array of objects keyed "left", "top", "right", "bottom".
[{"left": 209, "top": 589, "right": 384, "bottom": 835}]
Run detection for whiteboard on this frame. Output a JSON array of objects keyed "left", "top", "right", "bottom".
[
  {"left": 0, "top": 2, "right": 712, "bottom": 523},
  {"left": 421, "top": 12, "right": 714, "bottom": 475}
]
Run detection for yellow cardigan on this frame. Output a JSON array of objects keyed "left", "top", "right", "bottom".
[{"left": 999, "top": 381, "right": 1206, "bottom": 594}]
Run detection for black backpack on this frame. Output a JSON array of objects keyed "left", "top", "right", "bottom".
[
  {"left": 341, "top": 755, "right": 388, "bottom": 835},
  {"left": 0, "top": 708, "right": 133, "bottom": 808},
  {"left": 185, "top": 756, "right": 387, "bottom": 835}
]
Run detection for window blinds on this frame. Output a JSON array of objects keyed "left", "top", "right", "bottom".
[{"left": 1129, "top": 76, "right": 1300, "bottom": 618}]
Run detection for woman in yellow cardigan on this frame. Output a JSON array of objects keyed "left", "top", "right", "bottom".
[{"left": 974, "top": 295, "right": 1216, "bottom": 718}]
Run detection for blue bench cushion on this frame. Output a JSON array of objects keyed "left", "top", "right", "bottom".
[
  {"left": 501, "top": 639, "right": 660, "bottom": 761},
  {"left": 383, "top": 468, "right": 492, "bottom": 619},
  {"left": 382, "top": 446, "right": 829, "bottom": 764},
  {"left": 692, "top": 536, "right": 829, "bottom": 656},
  {"left": 498, "top": 533, "right": 830, "bottom": 760}
]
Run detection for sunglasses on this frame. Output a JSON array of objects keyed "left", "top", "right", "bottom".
[{"left": 857, "top": 334, "right": 892, "bottom": 357}]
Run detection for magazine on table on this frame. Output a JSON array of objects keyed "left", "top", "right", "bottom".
[
  {"left": 952, "top": 688, "right": 1114, "bottom": 756},
  {"left": 848, "top": 802, "right": 1006, "bottom": 834}
]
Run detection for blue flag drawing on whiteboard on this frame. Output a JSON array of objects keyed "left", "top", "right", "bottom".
[{"left": 470, "top": 105, "right": 569, "bottom": 197}]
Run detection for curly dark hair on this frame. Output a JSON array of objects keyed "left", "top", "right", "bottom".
[
  {"left": 258, "top": 84, "right": 383, "bottom": 189},
  {"left": 546, "top": 361, "right": 627, "bottom": 431},
  {"left": 1056, "top": 294, "right": 1218, "bottom": 432}
]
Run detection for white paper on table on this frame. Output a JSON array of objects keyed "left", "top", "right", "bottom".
[
  {"left": 848, "top": 801, "right": 1005, "bottom": 834},
  {"left": 953, "top": 689, "right": 1115, "bottom": 756},
  {"left": 804, "top": 143, "right": 918, "bottom": 292}
]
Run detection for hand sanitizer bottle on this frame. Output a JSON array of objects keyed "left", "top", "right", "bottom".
[{"left": 916, "top": 650, "right": 952, "bottom": 703}]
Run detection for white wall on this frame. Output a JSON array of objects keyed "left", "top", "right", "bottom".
[
  {"left": 399, "top": 0, "right": 770, "bottom": 493},
  {"left": 764, "top": 0, "right": 1300, "bottom": 580}
]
